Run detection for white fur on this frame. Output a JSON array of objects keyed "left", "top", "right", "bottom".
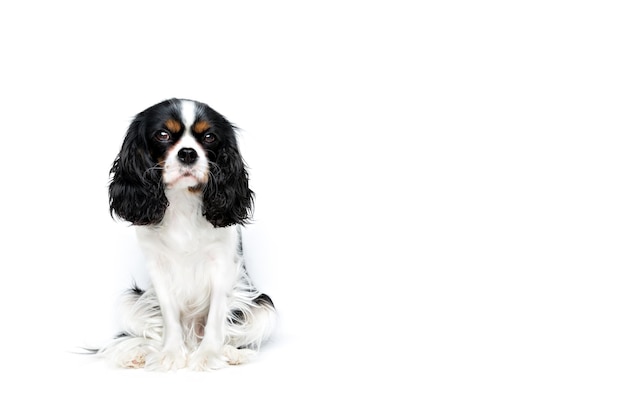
[{"left": 99, "top": 100, "right": 275, "bottom": 371}]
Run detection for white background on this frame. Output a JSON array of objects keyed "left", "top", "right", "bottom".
[{"left": 1, "top": 1, "right": 625, "bottom": 415}]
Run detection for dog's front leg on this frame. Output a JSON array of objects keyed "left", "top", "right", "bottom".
[
  {"left": 145, "top": 260, "right": 187, "bottom": 371},
  {"left": 188, "top": 262, "right": 232, "bottom": 371}
]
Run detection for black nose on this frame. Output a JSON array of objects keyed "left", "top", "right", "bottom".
[{"left": 177, "top": 148, "right": 198, "bottom": 164}]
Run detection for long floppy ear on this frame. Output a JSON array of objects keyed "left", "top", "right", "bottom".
[
  {"left": 202, "top": 143, "right": 254, "bottom": 227},
  {"left": 109, "top": 119, "right": 168, "bottom": 225}
]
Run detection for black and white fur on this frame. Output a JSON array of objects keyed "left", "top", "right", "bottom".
[{"left": 99, "top": 98, "right": 275, "bottom": 371}]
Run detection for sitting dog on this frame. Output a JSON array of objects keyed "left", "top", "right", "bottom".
[{"left": 99, "top": 98, "right": 275, "bottom": 371}]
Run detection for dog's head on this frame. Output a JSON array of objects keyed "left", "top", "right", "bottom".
[{"left": 109, "top": 98, "right": 253, "bottom": 227}]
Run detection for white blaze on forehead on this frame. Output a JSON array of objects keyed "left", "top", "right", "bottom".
[
  {"left": 177, "top": 100, "right": 200, "bottom": 149},
  {"left": 180, "top": 100, "right": 197, "bottom": 130}
]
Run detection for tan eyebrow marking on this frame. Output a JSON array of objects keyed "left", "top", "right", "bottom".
[
  {"left": 164, "top": 119, "right": 182, "bottom": 133},
  {"left": 192, "top": 120, "right": 211, "bottom": 134}
]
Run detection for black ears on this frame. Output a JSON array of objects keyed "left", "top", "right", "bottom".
[
  {"left": 109, "top": 119, "right": 168, "bottom": 225},
  {"left": 202, "top": 144, "right": 254, "bottom": 227}
]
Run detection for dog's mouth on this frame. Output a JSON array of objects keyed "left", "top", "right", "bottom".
[{"left": 165, "top": 168, "right": 209, "bottom": 189}]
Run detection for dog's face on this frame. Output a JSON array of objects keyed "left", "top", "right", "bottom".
[
  {"left": 142, "top": 99, "right": 235, "bottom": 191},
  {"left": 109, "top": 98, "right": 253, "bottom": 227}
]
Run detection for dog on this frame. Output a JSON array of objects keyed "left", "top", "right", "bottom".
[{"left": 98, "top": 98, "right": 276, "bottom": 371}]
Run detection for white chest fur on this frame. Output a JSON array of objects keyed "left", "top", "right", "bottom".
[{"left": 136, "top": 189, "right": 240, "bottom": 311}]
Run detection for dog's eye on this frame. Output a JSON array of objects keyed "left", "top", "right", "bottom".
[
  {"left": 203, "top": 132, "right": 216, "bottom": 144},
  {"left": 154, "top": 130, "right": 171, "bottom": 142}
]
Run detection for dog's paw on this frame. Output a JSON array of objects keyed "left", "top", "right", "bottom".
[
  {"left": 223, "top": 345, "right": 256, "bottom": 365},
  {"left": 145, "top": 350, "right": 187, "bottom": 371},
  {"left": 188, "top": 350, "right": 228, "bottom": 371},
  {"left": 111, "top": 345, "right": 149, "bottom": 369},
  {"left": 121, "top": 352, "right": 147, "bottom": 369}
]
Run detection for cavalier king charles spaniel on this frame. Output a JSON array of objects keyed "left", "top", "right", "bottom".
[{"left": 98, "top": 98, "right": 275, "bottom": 371}]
